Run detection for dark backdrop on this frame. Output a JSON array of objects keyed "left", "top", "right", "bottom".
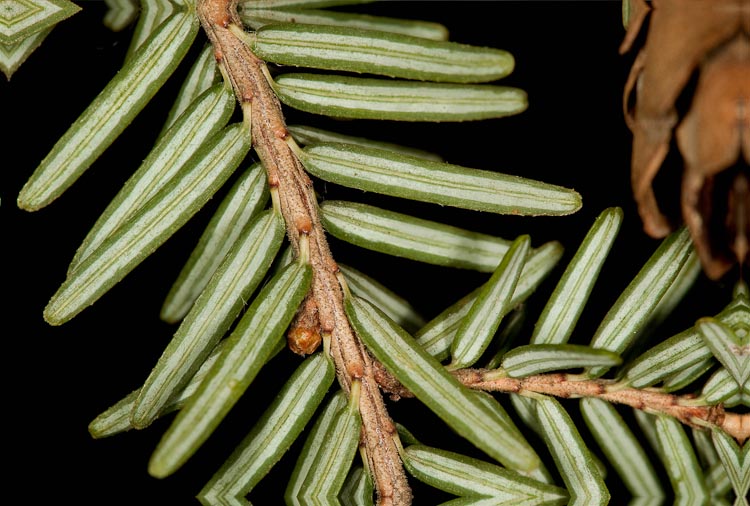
[{"left": 2, "top": 1, "right": 729, "bottom": 504}]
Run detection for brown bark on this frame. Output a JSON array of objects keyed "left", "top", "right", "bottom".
[{"left": 195, "top": 1, "right": 411, "bottom": 503}]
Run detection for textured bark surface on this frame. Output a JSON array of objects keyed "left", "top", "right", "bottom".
[{"left": 196, "top": 1, "right": 412, "bottom": 503}]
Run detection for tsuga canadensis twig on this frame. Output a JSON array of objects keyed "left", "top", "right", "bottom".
[
  {"left": 196, "top": 2, "right": 749, "bottom": 503},
  {"left": 196, "top": 1, "right": 411, "bottom": 504},
  {"left": 452, "top": 369, "right": 750, "bottom": 443}
]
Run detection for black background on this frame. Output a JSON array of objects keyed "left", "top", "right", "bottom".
[{"left": 2, "top": 1, "right": 733, "bottom": 504}]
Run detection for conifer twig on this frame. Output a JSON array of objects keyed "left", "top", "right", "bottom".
[
  {"left": 195, "top": 1, "right": 411, "bottom": 503},
  {"left": 452, "top": 368, "right": 750, "bottom": 443},
  {"left": 372, "top": 361, "right": 749, "bottom": 442}
]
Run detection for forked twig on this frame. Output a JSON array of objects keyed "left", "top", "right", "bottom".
[{"left": 195, "top": 1, "right": 749, "bottom": 501}]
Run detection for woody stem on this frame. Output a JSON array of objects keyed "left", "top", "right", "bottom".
[
  {"left": 195, "top": 1, "right": 412, "bottom": 504},
  {"left": 451, "top": 368, "right": 749, "bottom": 443}
]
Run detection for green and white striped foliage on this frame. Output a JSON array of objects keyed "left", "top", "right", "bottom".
[
  {"left": 297, "top": 143, "right": 580, "bottom": 216},
  {"left": 18, "top": 9, "right": 200, "bottom": 210},
  {"left": 345, "top": 294, "right": 543, "bottom": 474},
  {"left": 21, "top": 2, "right": 734, "bottom": 504},
  {"left": 249, "top": 24, "right": 513, "bottom": 83},
  {"left": 624, "top": 280, "right": 750, "bottom": 398}
]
